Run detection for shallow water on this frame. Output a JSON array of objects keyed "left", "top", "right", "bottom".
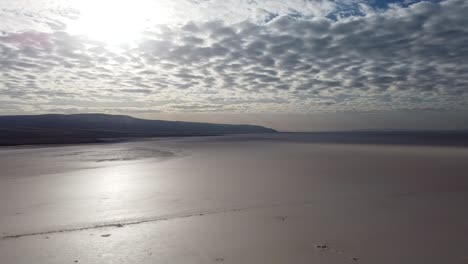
[{"left": 1, "top": 135, "right": 468, "bottom": 264}]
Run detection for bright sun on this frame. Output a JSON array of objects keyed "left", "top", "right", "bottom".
[{"left": 68, "top": 0, "right": 172, "bottom": 44}]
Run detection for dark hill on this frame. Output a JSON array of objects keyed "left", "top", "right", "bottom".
[{"left": 0, "top": 114, "right": 277, "bottom": 146}]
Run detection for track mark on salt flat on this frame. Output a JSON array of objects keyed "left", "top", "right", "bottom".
[
  {"left": 1, "top": 199, "right": 325, "bottom": 240},
  {"left": 2, "top": 205, "right": 271, "bottom": 239},
  {"left": 314, "top": 243, "right": 360, "bottom": 262}
]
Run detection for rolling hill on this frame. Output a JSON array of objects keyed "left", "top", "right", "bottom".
[{"left": 0, "top": 114, "right": 277, "bottom": 146}]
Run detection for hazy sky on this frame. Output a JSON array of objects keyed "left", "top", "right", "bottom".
[{"left": 0, "top": 0, "right": 467, "bottom": 131}]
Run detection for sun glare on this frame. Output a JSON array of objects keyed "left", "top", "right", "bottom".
[{"left": 68, "top": 0, "right": 172, "bottom": 44}]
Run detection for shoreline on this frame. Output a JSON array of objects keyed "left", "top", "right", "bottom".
[{"left": 2, "top": 131, "right": 468, "bottom": 148}]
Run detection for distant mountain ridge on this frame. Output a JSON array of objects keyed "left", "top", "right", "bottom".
[{"left": 0, "top": 114, "right": 277, "bottom": 146}]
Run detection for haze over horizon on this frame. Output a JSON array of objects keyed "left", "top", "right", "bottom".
[{"left": 1, "top": 0, "right": 467, "bottom": 131}]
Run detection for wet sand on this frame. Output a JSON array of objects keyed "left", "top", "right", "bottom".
[{"left": 1, "top": 135, "right": 468, "bottom": 263}]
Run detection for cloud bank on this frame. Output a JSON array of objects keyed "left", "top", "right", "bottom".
[{"left": 0, "top": 0, "right": 467, "bottom": 116}]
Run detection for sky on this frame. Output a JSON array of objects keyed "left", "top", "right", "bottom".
[{"left": 0, "top": 0, "right": 467, "bottom": 131}]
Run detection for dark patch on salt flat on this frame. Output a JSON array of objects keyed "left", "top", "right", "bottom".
[{"left": 51, "top": 147, "right": 175, "bottom": 162}]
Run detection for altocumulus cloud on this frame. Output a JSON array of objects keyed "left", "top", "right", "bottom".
[{"left": 0, "top": 0, "right": 467, "bottom": 114}]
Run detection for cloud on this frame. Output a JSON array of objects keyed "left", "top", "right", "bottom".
[{"left": 0, "top": 0, "right": 467, "bottom": 114}]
